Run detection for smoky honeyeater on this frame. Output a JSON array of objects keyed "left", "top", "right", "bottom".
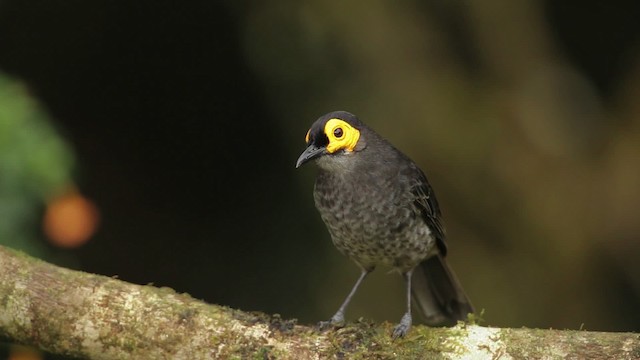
[{"left": 296, "top": 111, "right": 473, "bottom": 337}]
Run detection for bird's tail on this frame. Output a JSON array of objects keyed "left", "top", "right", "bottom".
[{"left": 411, "top": 255, "right": 474, "bottom": 326}]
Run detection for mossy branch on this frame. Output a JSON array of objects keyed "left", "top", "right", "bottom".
[{"left": 0, "top": 245, "right": 638, "bottom": 359}]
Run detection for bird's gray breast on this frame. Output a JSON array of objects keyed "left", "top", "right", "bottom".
[{"left": 313, "top": 169, "right": 434, "bottom": 271}]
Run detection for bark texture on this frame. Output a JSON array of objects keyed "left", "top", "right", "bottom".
[{"left": 1, "top": 245, "right": 638, "bottom": 359}]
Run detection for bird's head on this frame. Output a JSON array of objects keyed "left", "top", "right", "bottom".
[{"left": 295, "top": 111, "right": 367, "bottom": 169}]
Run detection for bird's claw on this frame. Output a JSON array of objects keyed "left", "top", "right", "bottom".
[
  {"left": 317, "top": 314, "right": 345, "bottom": 332},
  {"left": 392, "top": 313, "right": 412, "bottom": 338}
]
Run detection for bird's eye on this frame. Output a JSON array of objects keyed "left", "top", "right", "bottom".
[{"left": 333, "top": 127, "right": 344, "bottom": 138}]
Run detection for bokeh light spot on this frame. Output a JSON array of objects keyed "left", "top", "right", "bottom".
[{"left": 43, "top": 190, "right": 100, "bottom": 248}]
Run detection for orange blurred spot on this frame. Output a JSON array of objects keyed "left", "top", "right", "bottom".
[
  {"left": 43, "top": 191, "right": 100, "bottom": 248},
  {"left": 9, "top": 346, "right": 42, "bottom": 360}
]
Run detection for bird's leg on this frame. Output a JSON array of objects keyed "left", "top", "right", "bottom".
[
  {"left": 318, "top": 268, "right": 370, "bottom": 330},
  {"left": 393, "top": 269, "right": 414, "bottom": 338}
]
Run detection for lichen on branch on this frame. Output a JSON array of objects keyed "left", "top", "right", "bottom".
[{"left": 0, "top": 246, "right": 638, "bottom": 359}]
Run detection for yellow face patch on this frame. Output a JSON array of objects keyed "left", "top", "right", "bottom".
[{"left": 324, "top": 119, "right": 360, "bottom": 153}]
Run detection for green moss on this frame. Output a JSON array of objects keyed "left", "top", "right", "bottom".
[
  {"left": 303, "top": 320, "right": 467, "bottom": 359},
  {"left": 466, "top": 308, "right": 486, "bottom": 326}
]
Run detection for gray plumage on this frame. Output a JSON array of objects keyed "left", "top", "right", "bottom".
[{"left": 297, "top": 111, "right": 473, "bottom": 337}]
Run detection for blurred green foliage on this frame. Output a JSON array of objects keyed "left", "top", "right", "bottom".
[{"left": 0, "top": 73, "right": 74, "bottom": 257}]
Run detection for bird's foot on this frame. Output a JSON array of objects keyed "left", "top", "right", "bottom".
[
  {"left": 317, "top": 312, "right": 345, "bottom": 331},
  {"left": 392, "top": 312, "right": 412, "bottom": 338}
]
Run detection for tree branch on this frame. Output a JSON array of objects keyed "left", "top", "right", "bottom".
[{"left": 0, "top": 245, "right": 638, "bottom": 359}]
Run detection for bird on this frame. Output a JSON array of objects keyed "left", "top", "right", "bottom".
[{"left": 296, "top": 111, "right": 473, "bottom": 338}]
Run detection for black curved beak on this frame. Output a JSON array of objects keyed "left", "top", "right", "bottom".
[{"left": 296, "top": 144, "right": 326, "bottom": 168}]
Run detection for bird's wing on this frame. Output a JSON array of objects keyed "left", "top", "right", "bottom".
[{"left": 409, "top": 163, "right": 447, "bottom": 256}]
